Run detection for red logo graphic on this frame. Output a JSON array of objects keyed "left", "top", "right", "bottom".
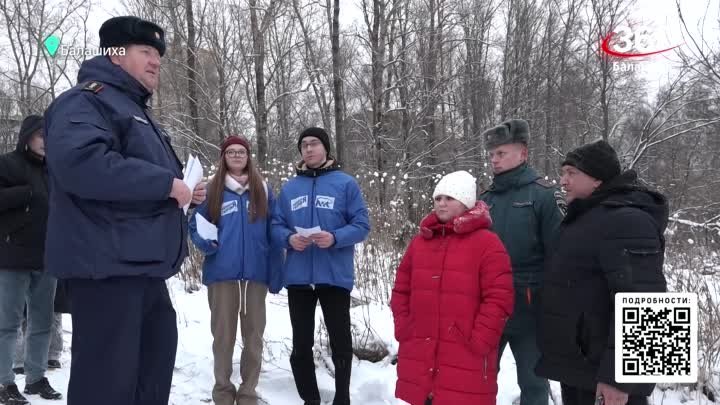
[{"left": 601, "top": 24, "right": 682, "bottom": 58}]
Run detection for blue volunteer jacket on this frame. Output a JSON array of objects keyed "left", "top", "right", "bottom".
[
  {"left": 189, "top": 179, "right": 283, "bottom": 293},
  {"left": 271, "top": 161, "right": 370, "bottom": 291},
  {"left": 44, "top": 55, "right": 187, "bottom": 279}
]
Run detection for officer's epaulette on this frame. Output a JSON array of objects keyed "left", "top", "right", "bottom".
[
  {"left": 81, "top": 81, "right": 104, "bottom": 94},
  {"left": 534, "top": 178, "right": 554, "bottom": 188}
]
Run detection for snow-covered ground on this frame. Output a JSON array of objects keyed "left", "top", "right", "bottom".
[{"left": 21, "top": 279, "right": 711, "bottom": 405}]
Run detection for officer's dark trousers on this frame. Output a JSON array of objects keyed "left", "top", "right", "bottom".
[
  {"left": 499, "top": 286, "right": 549, "bottom": 405},
  {"left": 66, "top": 277, "right": 177, "bottom": 405},
  {"left": 288, "top": 286, "right": 352, "bottom": 405},
  {"left": 560, "top": 384, "right": 649, "bottom": 405}
]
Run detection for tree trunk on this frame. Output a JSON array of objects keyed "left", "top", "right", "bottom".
[
  {"left": 367, "top": 0, "right": 389, "bottom": 209},
  {"left": 292, "top": 0, "right": 332, "bottom": 131},
  {"left": 185, "top": 0, "right": 201, "bottom": 140},
  {"left": 330, "top": 0, "right": 345, "bottom": 164}
]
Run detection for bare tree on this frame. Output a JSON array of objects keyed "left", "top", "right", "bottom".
[
  {"left": 248, "top": 0, "right": 281, "bottom": 167},
  {"left": 0, "top": 0, "right": 88, "bottom": 114},
  {"left": 291, "top": 0, "right": 332, "bottom": 131},
  {"left": 185, "top": 0, "right": 201, "bottom": 139},
  {"left": 328, "top": 0, "right": 345, "bottom": 163},
  {"left": 589, "top": 0, "right": 630, "bottom": 141}
]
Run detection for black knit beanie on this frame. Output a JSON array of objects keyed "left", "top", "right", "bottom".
[
  {"left": 562, "top": 139, "right": 621, "bottom": 182},
  {"left": 297, "top": 127, "right": 331, "bottom": 155}
]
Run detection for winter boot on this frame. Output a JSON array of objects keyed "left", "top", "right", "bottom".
[
  {"left": 24, "top": 378, "right": 62, "bottom": 400},
  {"left": 0, "top": 384, "right": 29, "bottom": 405}
]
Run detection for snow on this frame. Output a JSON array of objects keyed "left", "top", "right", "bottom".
[{"left": 27, "top": 278, "right": 711, "bottom": 405}]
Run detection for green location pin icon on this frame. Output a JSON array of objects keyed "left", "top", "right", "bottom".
[{"left": 43, "top": 35, "right": 60, "bottom": 57}]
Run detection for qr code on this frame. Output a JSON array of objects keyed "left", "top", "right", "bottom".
[{"left": 615, "top": 293, "right": 697, "bottom": 383}]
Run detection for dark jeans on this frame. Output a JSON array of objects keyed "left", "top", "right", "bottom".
[
  {"left": 66, "top": 277, "right": 177, "bottom": 405},
  {"left": 288, "top": 286, "right": 352, "bottom": 405},
  {"left": 0, "top": 270, "right": 56, "bottom": 385},
  {"left": 14, "top": 312, "right": 64, "bottom": 366}
]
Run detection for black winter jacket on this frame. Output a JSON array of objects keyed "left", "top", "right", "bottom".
[
  {"left": 0, "top": 129, "right": 48, "bottom": 271},
  {"left": 535, "top": 170, "right": 668, "bottom": 396}
]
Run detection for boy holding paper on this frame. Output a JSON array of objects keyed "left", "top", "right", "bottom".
[
  {"left": 189, "top": 135, "right": 282, "bottom": 405},
  {"left": 272, "top": 127, "right": 370, "bottom": 405}
]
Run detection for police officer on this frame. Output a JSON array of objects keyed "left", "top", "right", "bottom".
[
  {"left": 44, "top": 16, "right": 206, "bottom": 405},
  {"left": 479, "top": 119, "right": 565, "bottom": 405}
]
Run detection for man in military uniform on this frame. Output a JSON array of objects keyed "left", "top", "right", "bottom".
[
  {"left": 479, "top": 119, "right": 565, "bottom": 405},
  {"left": 44, "top": 16, "right": 206, "bottom": 405}
]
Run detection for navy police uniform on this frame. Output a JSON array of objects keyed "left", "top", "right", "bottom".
[{"left": 44, "top": 16, "right": 183, "bottom": 405}]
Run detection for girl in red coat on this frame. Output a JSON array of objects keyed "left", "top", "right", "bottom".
[{"left": 391, "top": 170, "right": 514, "bottom": 405}]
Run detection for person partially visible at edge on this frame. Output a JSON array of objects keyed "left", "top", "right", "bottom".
[
  {"left": 271, "top": 127, "right": 371, "bottom": 405},
  {"left": 189, "top": 135, "right": 283, "bottom": 405},
  {"left": 0, "top": 115, "right": 62, "bottom": 405},
  {"left": 391, "top": 170, "right": 514, "bottom": 405},
  {"left": 479, "top": 118, "right": 565, "bottom": 405},
  {"left": 43, "top": 16, "right": 207, "bottom": 405},
  {"left": 535, "top": 139, "right": 668, "bottom": 405},
  {"left": 14, "top": 280, "right": 70, "bottom": 373}
]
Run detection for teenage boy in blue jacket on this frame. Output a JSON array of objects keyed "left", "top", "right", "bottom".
[{"left": 272, "top": 127, "right": 370, "bottom": 405}]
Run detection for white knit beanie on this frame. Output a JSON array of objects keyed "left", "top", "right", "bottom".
[{"left": 432, "top": 170, "right": 477, "bottom": 209}]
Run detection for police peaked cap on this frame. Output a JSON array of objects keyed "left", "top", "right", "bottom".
[{"left": 99, "top": 16, "right": 166, "bottom": 57}]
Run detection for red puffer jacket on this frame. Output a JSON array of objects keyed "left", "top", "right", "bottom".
[{"left": 391, "top": 201, "right": 514, "bottom": 405}]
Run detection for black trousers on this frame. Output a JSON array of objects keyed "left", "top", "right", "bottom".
[
  {"left": 67, "top": 277, "right": 178, "bottom": 405},
  {"left": 561, "top": 384, "right": 649, "bottom": 405},
  {"left": 288, "top": 286, "right": 352, "bottom": 405}
]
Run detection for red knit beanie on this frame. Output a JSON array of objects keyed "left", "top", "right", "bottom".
[{"left": 220, "top": 135, "right": 251, "bottom": 156}]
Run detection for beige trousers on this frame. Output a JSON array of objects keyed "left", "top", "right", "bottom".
[{"left": 208, "top": 280, "right": 268, "bottom": 405}]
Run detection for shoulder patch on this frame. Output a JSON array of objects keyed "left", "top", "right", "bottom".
[
  {"left": 534, "top": 178, "right": 554, "bottom": 188},
  {"left": 81, "top": 81, "right": 104, "bottom": 94}
]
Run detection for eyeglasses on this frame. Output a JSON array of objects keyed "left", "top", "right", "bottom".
[
  {"left": 225, "top": 150, "right": 248, "bottom": 158},
  {"left": 301, "top": 140, "right": 323, "bottom": 150}
]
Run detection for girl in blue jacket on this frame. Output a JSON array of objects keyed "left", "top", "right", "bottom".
[{"left": 189, "top": 135, "right": 282, "bottom": 405}]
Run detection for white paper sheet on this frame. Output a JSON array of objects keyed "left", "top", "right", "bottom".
[
  {"left": 195, "top": 213, "right": 218, "bottom": 241},
  {"left": 183, "top": 154, "right": 204, "bottom": 214},
  {"left": 294, "top": 226, "right": 322, "bottom": 238}
]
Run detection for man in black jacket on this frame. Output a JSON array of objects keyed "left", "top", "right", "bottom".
[
  {"left": 536, "top": 140, "right": 668, "bottom": 405},
  {"left": 0, "top": 115, "right": 62, "bottom": 405}
]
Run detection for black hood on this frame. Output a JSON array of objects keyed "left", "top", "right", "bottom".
[
  {"left": 565, "top": 170, "right": 670, "bottom": 233},
  {"left": 16, "top": 114, "right": 44, "bottom": 152},
  {"left": 77, "top": 55, "right": 152, "bottom": 106}
]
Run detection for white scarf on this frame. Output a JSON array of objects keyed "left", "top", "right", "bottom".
[
  {"left": 225, "top": 174, "right": 249, "bottom": 195},
  {"left": 224, "top": 174, "right": 269, "bottom": 199}
]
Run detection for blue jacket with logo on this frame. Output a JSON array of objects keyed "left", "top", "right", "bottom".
[
  {"left": 271, "top": 161, "right": 370, "bottom": 291},
  {"left": 44, "top": 55, "right": 187, "bottom": 279},
  {"left": 189, "top": 181, "right": 283, "bottom": 293}
]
